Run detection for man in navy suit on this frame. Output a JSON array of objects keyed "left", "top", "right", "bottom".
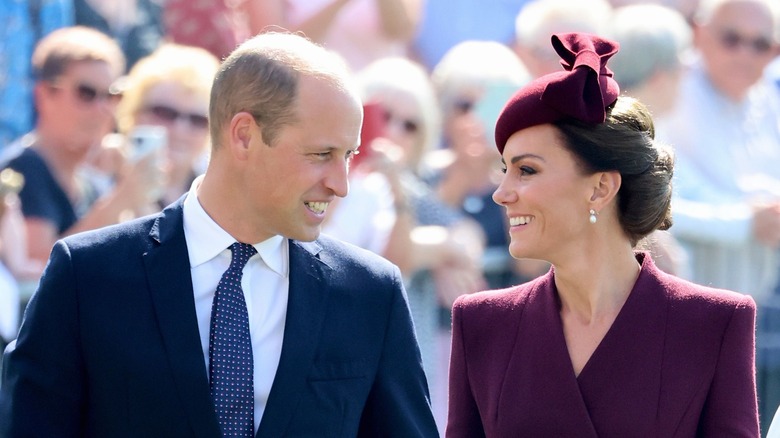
[{"left": 0, "top": 32, "right": 439, "bottom": 437}]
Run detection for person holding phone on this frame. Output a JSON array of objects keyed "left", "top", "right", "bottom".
[
  {"left": 0, "top": 26, "right": 162, "bottom": 271},
  {"left": 114, "top": 43, "right": 220, "bottom": 216}
]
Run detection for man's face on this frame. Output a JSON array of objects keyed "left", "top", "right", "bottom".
[
  {"left": 696, "top": 0, "right": 778, "bottom": 100},
  {"left": 37, "top": 61, "right": 120, "bottom": 155},
  {"left": 243, "top": 75, "right": 363, "bottom": 242}
]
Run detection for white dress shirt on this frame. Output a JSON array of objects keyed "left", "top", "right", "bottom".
[
  {"left": 182, "top": 191, "right": 289, "bottom": 431},
  {"left": 769, "top": 405, "right": 780, "bottom": 438}
]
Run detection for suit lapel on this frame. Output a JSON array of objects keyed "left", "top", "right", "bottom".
[
  {"left": 144, "top": 201, "right": 221, "bottom": 438},
  {"left": 256, "top": 240, "right": 331, "bottom": 438}
]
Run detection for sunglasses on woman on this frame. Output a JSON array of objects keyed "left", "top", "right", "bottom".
[
  {"left": 383, "top": 110, "right": 419, "bottom": 134},
  {"left": 143, "top": 105, "right": 209, "bottom": 129}
]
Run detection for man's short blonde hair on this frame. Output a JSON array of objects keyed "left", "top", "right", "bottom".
[{"left": 209, "top": 32, "right": 357, "bottom": 148}]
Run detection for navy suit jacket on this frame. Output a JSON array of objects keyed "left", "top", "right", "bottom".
[
  {"left": 448, "top": 253, "right": 759, "bottom": 437},
  {"left": 1, "top": 199, "right": 438, "bottom": 437}
]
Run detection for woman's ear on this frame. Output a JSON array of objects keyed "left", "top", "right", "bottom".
[{"left": 589, "top": 170, "right": 621, "bottom": 208}]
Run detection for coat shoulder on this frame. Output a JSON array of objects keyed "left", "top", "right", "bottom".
[
  {"left": 657, "top": 270, "right": 756, "bottom": 314},
  {"left": 454, "top": 272, "right": 550, "bottom": 318}
]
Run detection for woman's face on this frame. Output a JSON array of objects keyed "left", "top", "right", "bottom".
[
  {"left": 492, "top": 124, "right": 596, "bottom": 261},
  {"left": 135, "top": 80, "right": 210, "bottom": 168},
  {"left": 444, "top": 90, "right": 490, "bottom": 158},
  {"left": 375, "top": 90, "right": 423, "bottom": 167}
]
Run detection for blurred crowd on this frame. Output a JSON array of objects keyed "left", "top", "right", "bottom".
[{"left": 1, "top": 0, "right": 780, "bottom": 434}]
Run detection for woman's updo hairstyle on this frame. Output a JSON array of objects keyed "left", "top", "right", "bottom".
[{"left": 555, "top": 96, "right": 674, "bottom": 246}]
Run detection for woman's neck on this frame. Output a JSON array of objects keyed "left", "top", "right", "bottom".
[{"left": 553, "top": 242, "right": 641, "bottom": 325}]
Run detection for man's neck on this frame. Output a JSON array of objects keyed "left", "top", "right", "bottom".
[{"left": 33, "top": 126, "right": 87, "bottom": 187}]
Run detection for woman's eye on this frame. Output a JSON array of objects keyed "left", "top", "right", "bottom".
[{"left": 519, "top": 166, "right": 536, "bottom": 176}]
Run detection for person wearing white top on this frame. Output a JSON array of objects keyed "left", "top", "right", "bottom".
[
  {"left": 769, "top": 405, "right": 780, "bottom": 438},
  {"left": 654, "top": 0, "right": 780, "bottom": 433}
]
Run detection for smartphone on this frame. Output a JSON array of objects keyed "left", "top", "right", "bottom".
[
  {"left": 353, "top": 101, "right": 387, "bottom": 168},
  {"left": 129, "top": 125, "right": 167, "bottom": 162}
]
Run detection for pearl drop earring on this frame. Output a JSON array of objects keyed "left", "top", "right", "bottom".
[{"left": 589, "top": 209, "right": 597, "bottom": 224}]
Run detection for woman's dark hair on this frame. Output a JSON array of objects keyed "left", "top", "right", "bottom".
[{"left": 554, "top": 96, "right": 674, "bottom": 246}]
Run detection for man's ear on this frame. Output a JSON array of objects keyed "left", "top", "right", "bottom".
[
  {"left": 33, "top": 82, "right": 52, "bottom": 113},
  {"left": 227, "top": 111, "right": 259, "bottom": 160},
  {"left": 589, "top": 170, "right": 621, "bottom": 209}
]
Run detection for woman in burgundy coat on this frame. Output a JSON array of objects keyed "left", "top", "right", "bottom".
[{"left": 446, "top": 32, "right": 759, "bottom": 437}]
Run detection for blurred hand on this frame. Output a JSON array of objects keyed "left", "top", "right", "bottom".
[
  {"left": 114, "top": 149, "right": 166, "bottom": 211},
  {"left": 355, "top": 137, "right": 409, "bottom": 203},
  {"left": 752, "top": 202, "right": 780, "bottom": 248},
  {"left": 433, "top": 219, "right": 487, "bottom": 307},
  {"left": 433, "top": 263, "right": 486, "bottom": 308},
  {"left": 357, "top": 137, "right": 405, "bottom": 174}
]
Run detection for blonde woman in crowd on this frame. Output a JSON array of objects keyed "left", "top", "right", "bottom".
[
  {"left": 114, "top": 43, "right": 220, "bottom": 216},
  {"left": 430, "top": 40, "right": 533, "bottom": 289},
  {"left": 341, "top": 55, "right": 485, "bottom": 432}
]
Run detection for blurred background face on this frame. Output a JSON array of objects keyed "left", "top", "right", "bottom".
[
  {"left": 519, "top": 27, "right": 572, "bottom": 78},
  {"left": 696, "top": 0, "right": 778, "bottom": 99},
  {"left": 375, "top": 90, "right": 423, "bottom": 167},
  {"left": 37, "top": 61, "right": 120, "bottom": 154},
  {"left": 444, "top": 84, "right": 513, "bottom": 172},
  {"left": 134, "top": 80, "right": 210, "bottom": 167},
  {"left": 444, "top": 88, "right": 492, "bottom": 159}
]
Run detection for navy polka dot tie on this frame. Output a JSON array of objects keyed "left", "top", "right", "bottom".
[{"left": 209, "top": 242, "right": 257, "bottom": 437}]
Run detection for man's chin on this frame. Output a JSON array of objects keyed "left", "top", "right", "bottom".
[{"left": 289, "top": 227, "right": 321, "bottom": 242}]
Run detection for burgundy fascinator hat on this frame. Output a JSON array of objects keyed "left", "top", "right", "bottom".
[{"left": 494, "top": 32, "right": 620, "bottom": 153}]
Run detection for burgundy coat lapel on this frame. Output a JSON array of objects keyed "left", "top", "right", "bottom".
[
  {"left": 575, "top": 254, "right": 668, "bottom": 437},
  {"left": 496, "top": 273, "right": 599, "bottom": 437}
]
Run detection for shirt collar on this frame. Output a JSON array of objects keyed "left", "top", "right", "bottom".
[{"left": 182, "top": 191, "right": 288, "bottom": 277}]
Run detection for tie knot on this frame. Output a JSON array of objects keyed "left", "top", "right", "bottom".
[{"left": 229, "top": 242, "right": 257, "bottom": 271}]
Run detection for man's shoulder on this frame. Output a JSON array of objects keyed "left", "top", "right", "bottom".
[
  {"left": 312, "top": 233, "right": 396, "bottom": 270},
  {"left": 1, "top": 138, "right": 40, "bottom": 170},
  {"left": 62, "top": 211, "right": 163, "bottom": 253},
  {"left": 292, "top": 234, "right": 402, "bottom": 294}
]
